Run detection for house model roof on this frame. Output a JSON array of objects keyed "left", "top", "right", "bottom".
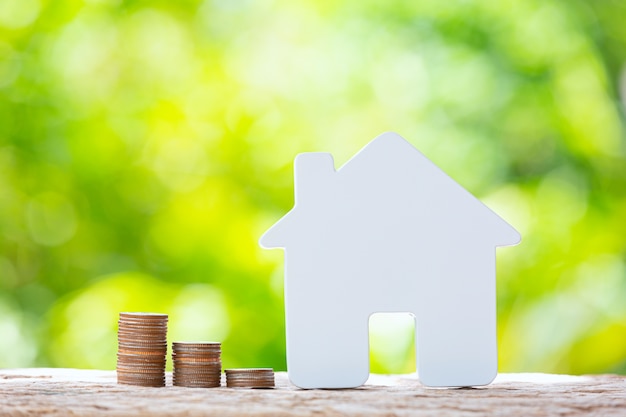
[{"left": 260, "top": 132, "right": 520, "bottom": 250}]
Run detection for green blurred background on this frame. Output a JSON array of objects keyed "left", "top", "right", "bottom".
[{"left": 1, "top": 0, "right": 625, "bottom": 376}]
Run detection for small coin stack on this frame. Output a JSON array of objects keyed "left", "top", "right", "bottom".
[
  {"left": 172, "top": 342, "right": 222, "bottom": 388},
  {"left": 117, "top": 312, "right": 168, "bottom": 387},
  {"left": 225, "top": 368, "right": 275, "bottom": 389}
]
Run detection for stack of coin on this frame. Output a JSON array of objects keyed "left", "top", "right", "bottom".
[
  {"left": 225, "top": 368, "right": 275, "bottom": 388},
  {"left": 117, "top": 312, "right": 168, "bottom": 387},
  {"left": 172, "top": 342, "right": 222, "bottom": 388}
]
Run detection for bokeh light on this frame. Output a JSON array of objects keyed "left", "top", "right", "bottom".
[{"left": 0, "top": 0, "right": 625, "bottom": 376}]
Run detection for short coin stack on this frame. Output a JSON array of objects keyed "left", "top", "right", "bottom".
[
  {"left": 117, "top": 312, "right": 168, "bottom": 387},
  {"left": 172, "top": 342, "right": 222, "bottom": 388},
  {"left": 225, "top": 368, "right": 275, "bottom": 388}
]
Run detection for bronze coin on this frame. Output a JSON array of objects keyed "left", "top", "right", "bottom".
[
  {"left": 116, "top": 366, "right": 166, "bottom": 373},
  {"left": 117, "top": 339, "right": 167, "bottom": 345},
  {"left": 225, "top": 368, "right": 273, "bottom": 374},
  {"left": 172, "top": 354, "right": 221, "bottom": 359},
  {"left": 118, "top": 329, "right": 167, "bottom": 334},
  {"left": 117, "top": 352, "right": 167, "bottom": 357},
  {"left": 117, "top": 322, "right": 168, "bottom": 328},
  {"left": 172, "top": 357, "right": 222, "bottom": 365},
  {"left": 117, "top": 379, "right": 165, "bottom": 388},
  {"left": 117, "top": 357, "right": 165, "bottom": 362},
  {"left": 173, "top": 369, "right": 222, "bottom": 375},
  {"left": 120, "top": 312, "right": 168, "bottom": 319},
  {"left": 173, "top": 362, "right": 221, "bottom": 367},
  {"left": 172, "top": 341, "right": 220, "bottom": 347},
  {"left": 174, "top": 368, "right": 221, "bottom": 374},
  {"left": 174, "top": 381, "right": 221, "bottom": 386},
  {"left": 224, "top": 368, "right": 275, "bottom": 388},
  {"left": 117, "top": 342, "right": 167, "bottom": 348},
  {"left": 118, "top": 347, "right": 167, "bottom": 352}
]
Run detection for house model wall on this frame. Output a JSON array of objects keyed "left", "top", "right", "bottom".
[{"left": 260, "top": 132, "right": 521, "bottom": 389}]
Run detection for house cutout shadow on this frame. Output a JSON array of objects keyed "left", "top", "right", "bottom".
[{"left": 260, "top": 132, "right": 520, "bottom": 389}]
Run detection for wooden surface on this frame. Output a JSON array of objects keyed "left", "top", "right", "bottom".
[{"left": 0, "top": 369, "right": 625, "bottom": 416}]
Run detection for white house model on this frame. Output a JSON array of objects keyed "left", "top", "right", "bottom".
[{"left": 260, "top": 132, "right": 520, "bottom": 389}]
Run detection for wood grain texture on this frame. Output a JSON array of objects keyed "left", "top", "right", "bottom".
[{"left": 0, "top": 369, "right": 624, "bottom": 416}]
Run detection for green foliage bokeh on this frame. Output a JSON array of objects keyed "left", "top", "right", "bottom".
[{"left": 1, "top": 0, "right": 625, "bottom": 375}]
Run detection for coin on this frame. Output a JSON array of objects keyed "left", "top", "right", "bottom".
[
  {"left": 172, "top": 352, "right": 221, "bottom": 357},
  {"left": 120, "top": 312, "right": 168, "bottom": 319},
  {"left": 172, "top": 343, "right": 220, "bottom": 352},
  {"left": 225, "top": 369, "right": 275, "bottom": 388},
  {"left": 117, "top": 349, "right": 167, "bottom": 356},
  {"left": 117, "top": 312, "right": 168, "bottom": 387},
  {"left": 172, "top": 341, "right": 222, "bottom": 388}
]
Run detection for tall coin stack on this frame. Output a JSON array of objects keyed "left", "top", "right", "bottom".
[
  {"left": 225, "top": 368, "right": 275, "bottom": 388},
  {"left": 117, "top": 312, "right": 168, "bottom": 387},
  {"left": 172, "top": 342, "right": 222, "bottom": 388}
]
